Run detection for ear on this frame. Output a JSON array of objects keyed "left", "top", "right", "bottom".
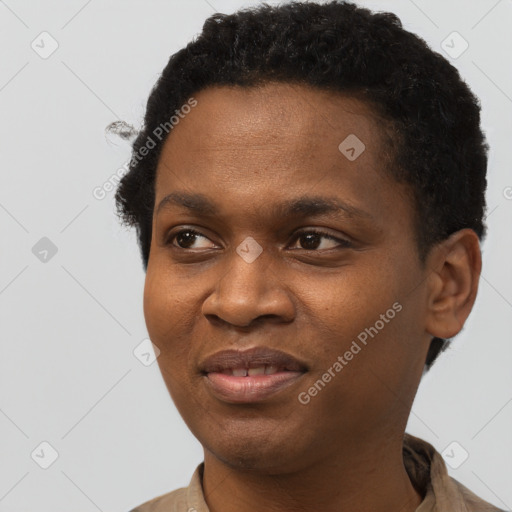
[{"left": 424, "top": 229, "right": 482, "bottom": 339}]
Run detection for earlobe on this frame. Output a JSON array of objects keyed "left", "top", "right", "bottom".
[{"left": 424, "top": 229, "right": 482, "bottom": 339}]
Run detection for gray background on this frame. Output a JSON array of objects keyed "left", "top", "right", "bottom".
[{"left": 0, "top": 0, "right": 511, "bottom": 510}]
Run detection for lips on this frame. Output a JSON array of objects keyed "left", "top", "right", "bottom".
[
  {"left": 200, "top": 346, "right": 306, "bottom": 374},
  {"left": 200, "top": 346, "right": 307, "bottom": 403}
]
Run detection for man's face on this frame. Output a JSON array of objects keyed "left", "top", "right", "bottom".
[{"left": 144, "top": 83, "right": 433, "bottom": 472}]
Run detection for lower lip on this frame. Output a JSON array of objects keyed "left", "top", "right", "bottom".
[{"left": 204, "top": 371, "right": 304, "bottom": 403}]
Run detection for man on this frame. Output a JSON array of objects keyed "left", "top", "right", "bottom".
[{"left": 114, "top": 1, "right": 504, "bottom": 511}]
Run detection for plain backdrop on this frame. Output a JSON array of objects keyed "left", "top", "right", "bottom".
[{"left": 0, "top": 0, "right": 511, "bottom": 511}]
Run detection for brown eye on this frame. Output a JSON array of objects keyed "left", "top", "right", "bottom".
[
  {"left": 167, "top": 229, "right": 215, "bottom": 249},
  {"left": 290, "top": 230, "right": 352, "bottom": 251}
]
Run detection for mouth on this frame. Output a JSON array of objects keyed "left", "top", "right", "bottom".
[{"left": 200, "top": 346, "right": 307, "bottom": 404}]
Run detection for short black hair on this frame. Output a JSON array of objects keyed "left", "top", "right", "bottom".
[{"left": 112, "top": 0, "right": 489, "bottom": 371}]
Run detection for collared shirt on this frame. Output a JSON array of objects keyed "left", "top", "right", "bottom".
[{"left": 128, "top": 433, "right": 506, "bottom": 512}]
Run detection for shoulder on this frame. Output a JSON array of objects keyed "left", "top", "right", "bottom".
[
  {"left": 403, "top": 433, "right": 506, "bottom": 512},
  {"left": 126, "top": 463, "right": 205, "bottom": 512},
  {"left": 450, "top": 476, "right": 507, "bottom": 512},
  {"left": 127, "top": 485, "right": 189, "bottom": 512}
]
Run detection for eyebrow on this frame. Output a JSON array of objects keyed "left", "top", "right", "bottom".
[
  {"left": 156, "top": 192, "right": 374, "bottom": 220},
  {"left": 156, "top": 191, "right": 373, "bottom": 220}
]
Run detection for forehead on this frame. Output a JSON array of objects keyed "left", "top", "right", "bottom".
[
  {"left": 152, "top": 82, "right": 414, "bottom": 248},
  {"left": 172, "top": 83, "right": 384, "bottom": 148},
  {"left": 155, "top": 83, "right": 393, "bottom": 189}
]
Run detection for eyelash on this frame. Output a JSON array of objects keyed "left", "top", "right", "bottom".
[{"left": 165, "top": 228, "right": 352, "bottom": 251}]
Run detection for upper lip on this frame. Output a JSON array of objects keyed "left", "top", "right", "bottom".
[{"left": 199, "top": 346, "right": 307, "bottom": 374}]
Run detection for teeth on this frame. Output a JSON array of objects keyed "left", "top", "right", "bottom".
[
  {"left": 247, "top": 366, "right": 266, "bottom": 376},
  {"left": 220, "top": 366, "right": 283, "bottom": 376},
  {"left": 222, "top": 366, "right": 279, "bottom": 377}
]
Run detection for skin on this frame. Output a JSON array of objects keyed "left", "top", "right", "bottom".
[{"left": 143, "top": 82, "right": 481, "bottom": 512}]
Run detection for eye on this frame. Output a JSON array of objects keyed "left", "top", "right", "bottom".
[
  {"left": 166, "top": 228, "right": 217, "bottom": 249},
  {"left": 165, "top": 227, "right": 352, "bottom": 251},
  {"left": 289, "top": 229, "right": 352, "bottom": 251}
]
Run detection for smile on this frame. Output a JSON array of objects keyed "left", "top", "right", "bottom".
[{"left": 200, "top": 347, "right": 307, "bottom": 403}]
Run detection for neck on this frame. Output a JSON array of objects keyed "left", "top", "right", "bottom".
[{"left": 202, "top": 433, "right": 424, "bottom": 512}]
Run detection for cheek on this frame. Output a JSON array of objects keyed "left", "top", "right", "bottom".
[
  {"left": 296, "top": 261, "right": 421, "bottom": 385},
  {"left": 295, "top": 265, "right": 401, "bottom": 348},
  {"left": 143, "top": 272, "right": 169, "bottom": 342},
  {"left": 143, "top": 269, "right": 196, "bottom": 368},
  {"left": 144, "top": 271, "right": 200, "bottom": 413}
]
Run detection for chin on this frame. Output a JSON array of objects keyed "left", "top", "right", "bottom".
[
  {"left": 212, "top": 444, "right": 290, "bottom": 472},
  {"left": 200, "top": 421, "right": 307, "bottom": 473}
]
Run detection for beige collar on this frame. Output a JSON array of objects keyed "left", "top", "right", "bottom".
[{"left": 131, "top": 433, "right": 505, "bottom": 512}]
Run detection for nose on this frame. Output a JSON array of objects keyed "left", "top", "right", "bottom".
[{"left": 201, "top": 248, "right": 296, "bottom": 328}]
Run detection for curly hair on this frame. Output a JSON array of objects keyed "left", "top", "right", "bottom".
[{"left": 112, "top": 0, "right": 489, "bottom": 372}]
